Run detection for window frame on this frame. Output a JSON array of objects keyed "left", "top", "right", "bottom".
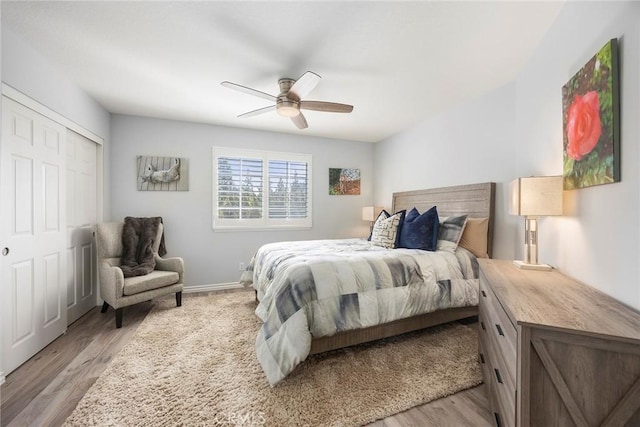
[{"left": 212, "top": 147, "right": 313, "bottom": 231}]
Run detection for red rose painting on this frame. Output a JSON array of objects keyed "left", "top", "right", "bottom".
[
  {"left": 562, "top": 39, "right": 620, "bottom": 190},
  {"left": 566, "top": 91, "right": 601, "bottom": 161}
]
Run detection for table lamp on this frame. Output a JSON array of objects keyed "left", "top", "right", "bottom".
[
  {"left": 509, "top": 176, "right": 563, "bottom": 270},
  {"left": 362, "top": 206, "right": 384, "bottom": 233}
]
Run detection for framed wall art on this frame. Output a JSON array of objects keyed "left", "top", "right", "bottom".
[
  {"left": 137, "top": 155, "right": 189, "bottom": 191},
  {"left": 562, "top": 38, "right": 620, "bottom": 190},
  {"left": 329, "top": 168, "right": 360, "bottom": 195}
]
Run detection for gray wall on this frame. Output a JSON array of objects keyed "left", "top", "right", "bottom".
[
  {"left": 375, "top": 1, "right": 640, "bottom": 309},
  {"left": 513, "top": 1, "right": 640, "bottom": 309},
  {"left": 374, "top": 82, "right": 518, "bottom": 261},
  {"left": 109, "top": 114, "right": 374, "bottom": 287}
]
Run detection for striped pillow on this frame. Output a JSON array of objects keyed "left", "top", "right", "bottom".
[{"left": 436, "top": 215, "right": 468, "bottom": 252}]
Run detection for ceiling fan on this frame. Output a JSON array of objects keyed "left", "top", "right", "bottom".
[{"left": 221, "top": 71, "right": 353, "bottom": 129}]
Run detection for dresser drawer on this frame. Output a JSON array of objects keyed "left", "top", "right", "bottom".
[
  {"left": 479, "top": 273, "right": 517, "bottom": 382},
  {"left": 479, "top": 308, "right": 516, "bottom": 427},
  {"left": 479, "top": 337, "right": 504, "bottom": 427}
]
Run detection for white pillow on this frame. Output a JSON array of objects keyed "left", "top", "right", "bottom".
[{"left": 371, "top": 212, "right": 403, "bottom": 249}]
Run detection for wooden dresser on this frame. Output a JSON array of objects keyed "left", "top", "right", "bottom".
[{"left": 477, "top": 259, "right": 640, "bottom": 427}]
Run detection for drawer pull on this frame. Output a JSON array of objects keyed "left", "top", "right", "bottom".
[
  {"left": 494, "top": 368, "right": 503, "bottom": 384},
  {"left": 481, "top": 290, "right": 487, "bottom": 298},
  {"left": 494, "top": 412, "right": 502, "bottom": 427},
  {"left": 480, "top": 321, "right": 486, "bottom": 331},
  {"left": 495, "top": 324, "right": 504, "bottom": 336},
  {"left": 480, "top": 353, "right": 485, "bottom": 364}
]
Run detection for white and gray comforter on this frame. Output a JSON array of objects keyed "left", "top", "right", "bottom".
[{"left": 240, "top": 238, "right": 480, "bottom": 386}]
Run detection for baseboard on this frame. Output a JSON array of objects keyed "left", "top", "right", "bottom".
[{"left": 182, "top": 282, "right": 245, "bottom": 293}]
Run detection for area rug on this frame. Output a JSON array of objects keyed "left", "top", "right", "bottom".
[{"left": 64, "top": 292, "right": 482, "bottom": 427}]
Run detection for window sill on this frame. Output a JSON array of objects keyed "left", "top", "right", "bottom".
[{"left": 212, "top": 225, "right": 312, "bottom": 232}]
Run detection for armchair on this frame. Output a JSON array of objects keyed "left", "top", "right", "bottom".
[{"left": 95, "top": 221, "right": 184, "bottom": 328}]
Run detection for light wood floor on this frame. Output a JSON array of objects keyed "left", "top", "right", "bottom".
[{"left": 1, "top": 291, "right": 493, "bottom": 427}]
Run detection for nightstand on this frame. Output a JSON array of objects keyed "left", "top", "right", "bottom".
[{"left": 477, "top": 259, "right": 640, "bottom": 427}]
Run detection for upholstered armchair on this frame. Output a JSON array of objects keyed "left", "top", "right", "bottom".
[{"left": 95, "top": 222, "right": 184, "bottom": 328}]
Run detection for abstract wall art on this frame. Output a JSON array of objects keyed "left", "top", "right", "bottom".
[{"left": 329, "top": 168, "right": 360, "bottom": 195}]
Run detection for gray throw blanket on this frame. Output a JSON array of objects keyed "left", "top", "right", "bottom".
[{"left": 120, "top": 216, "right": 167, "bottom": 278}]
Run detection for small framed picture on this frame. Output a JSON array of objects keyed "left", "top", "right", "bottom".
[
  {"left": 329, "top": 168, "right": 360, "bottom": 195},
  {"left": 137, "top": 156, "right": 189, "bottom": 191}
]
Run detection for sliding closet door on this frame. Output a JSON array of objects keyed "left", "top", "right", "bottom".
[
  {"left": 66, "top": 130, "right": 98, "bottom": 325},
  {"left": 0, "top": 96, "right": 67, "bottom": 375}
]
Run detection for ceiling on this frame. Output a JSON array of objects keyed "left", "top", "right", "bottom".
[{"left": 2, "top": 1, "right": 564, "bottom": 143}]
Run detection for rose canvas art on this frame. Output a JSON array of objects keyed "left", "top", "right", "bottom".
[{"left": 562, "top": 39, "right": 620, "bottom": 189}]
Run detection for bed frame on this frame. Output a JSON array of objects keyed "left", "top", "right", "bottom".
[{"left": 309, "top": 182, "right": 496, "bottom": 355}]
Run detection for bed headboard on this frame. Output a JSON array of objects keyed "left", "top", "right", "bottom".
[{"left": 392, "top": 182, "right": 496, "bottom": 257}]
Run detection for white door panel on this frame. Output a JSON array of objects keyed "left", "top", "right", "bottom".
[
  {"left": 66, "top": 247, "right": 76, "bottom": 308},
  {"left": 65, "top": 130, "right": 98, "bottom": 325},
  {"left": 12, "top": 259, "right": 35, "bottom": 344},
  {"left": 1, "top": 96, "right": 67, "bottom": 375}
]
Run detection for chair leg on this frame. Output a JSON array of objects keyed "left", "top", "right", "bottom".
[
  {"left": 176, "top": 291, "right": 182, "bottom": 307},
  {"left": 115, "top": 308, "right": 123, "bottom": 328},
  {"left": 101, "top": 301, "right": 109, "bottom": 313}
]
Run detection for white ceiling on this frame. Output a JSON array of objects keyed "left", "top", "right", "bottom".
[{"left": 2, "top": 1, "right": 564, "bottom": 143}]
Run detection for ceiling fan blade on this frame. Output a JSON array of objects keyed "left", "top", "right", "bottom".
[
  {"left": 291, "top": 112, "right": 308, "bottom": 129},
  {"left": 238, "top": 105, "right": 276, "bottom": 118},
  {"left": 300, "top": 101, "right": 354, "bottom": 113},
  {"left": 288, "top": 71, "right": 321, "bottom": 101},
  {"left": 221, "top": 81, "right": 277, "bottom": 102}
]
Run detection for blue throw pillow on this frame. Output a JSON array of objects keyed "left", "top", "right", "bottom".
[{"left": 398, "top": 206, "right": 439, "bottom": 251}]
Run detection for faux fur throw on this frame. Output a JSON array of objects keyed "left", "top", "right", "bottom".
[{"left": 120, "top": 216, "right": 167, "bottom": 278}]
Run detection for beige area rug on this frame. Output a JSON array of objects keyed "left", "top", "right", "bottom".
[{"left": 64, "top": 292, "right": 482, "bottom": 427}]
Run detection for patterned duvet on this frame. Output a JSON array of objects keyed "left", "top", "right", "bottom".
[{"left": 240, "top": 238, "right": 480, "bottom": 385}]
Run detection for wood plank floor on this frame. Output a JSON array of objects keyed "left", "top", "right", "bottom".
[{"left": 1, "top": 291, "right": 493, "bottom": 426}]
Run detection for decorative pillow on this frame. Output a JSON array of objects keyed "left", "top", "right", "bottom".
[
  {"left": 367, "top": 210, "right": 390, "bottom": 241},
  {"left": 459, "top": 217, "right": 489, "bottom": 258},
  {"left": 398, "top": 206, "right": 439, "bottom": 251},
  {"left": 436, "top": 215, "right": 468, "bottom": 252},
  {"left": 371, "top": 210, "right": 405, "bottom": 249}
]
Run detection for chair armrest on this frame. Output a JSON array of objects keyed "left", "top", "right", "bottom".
[
  {"left": 155, "top": 255, "right": 184, "bottom": 283},
  {"left": 98, "top": 261, "right": 125, "bottom": 306}
]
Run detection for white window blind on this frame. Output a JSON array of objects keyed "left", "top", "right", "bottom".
[
  {"left": 212, "top": 148, "right": 312, "bottom": 230},
  {"left": 268, "top": 160, "right": 308, "bottom": 219}
]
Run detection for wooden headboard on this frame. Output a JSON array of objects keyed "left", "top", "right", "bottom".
[{"left": 392, "top": 182, "right": 496, "bottom": 257}]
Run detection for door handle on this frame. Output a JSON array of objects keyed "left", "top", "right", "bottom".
[{"left": 2, "top": 247, "right": 8, "bottom": 256}]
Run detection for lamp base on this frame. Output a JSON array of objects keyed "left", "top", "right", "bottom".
[{"left": 513, "top": 260, "right": 553, "bottom": 271}]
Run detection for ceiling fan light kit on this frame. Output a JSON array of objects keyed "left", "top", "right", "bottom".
[
  {"left": 221, "top": 71, "right": 353, "bottom": 129},
  {"left": 276, "top": 98, "right": 300, "bottom": 118}
]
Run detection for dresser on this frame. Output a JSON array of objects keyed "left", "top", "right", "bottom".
[{"left": 477, "top": 259, "right": 640, "bottom": 427}]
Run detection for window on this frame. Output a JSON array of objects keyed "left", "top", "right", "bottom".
[{"left": 212, "top": 147, "right": 312, "bottom": 230}]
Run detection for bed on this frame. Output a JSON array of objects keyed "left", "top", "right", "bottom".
[{"left": 242, "top": 182, "right": 495, "bottom": 385}]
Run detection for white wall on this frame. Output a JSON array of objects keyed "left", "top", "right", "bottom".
[
  {"left": 1, "top": 27, "right": 111, "bottom": 216},
  {"left": 1, "top": 28, "right": 110, "bottom": 139},
  {"left": 110, "top": 114, "right": 374, "bottom": 287},
  {"left": 514, "top": 1, "right": 640, "bottom": 309},
  {"left": 374, "top": 82, "right": 519, "bottom": 260},
  {"left": 375, "top": 1, "right": 640, "bottom": 310}
]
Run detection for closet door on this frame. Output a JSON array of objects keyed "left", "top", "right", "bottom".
[
  {"left": 1, "top": 96, "right": 67, "bottom": 375},
  {"left": 66, "top": 130, "right": 98, "bottom": 325}
]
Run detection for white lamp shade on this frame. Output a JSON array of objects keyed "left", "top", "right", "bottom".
[
  {"left": 362, "top": 206, "right": 384, "bottom": 221},
  {"left": 509, "top": 176, "right": 563, "bottom": 216}
]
